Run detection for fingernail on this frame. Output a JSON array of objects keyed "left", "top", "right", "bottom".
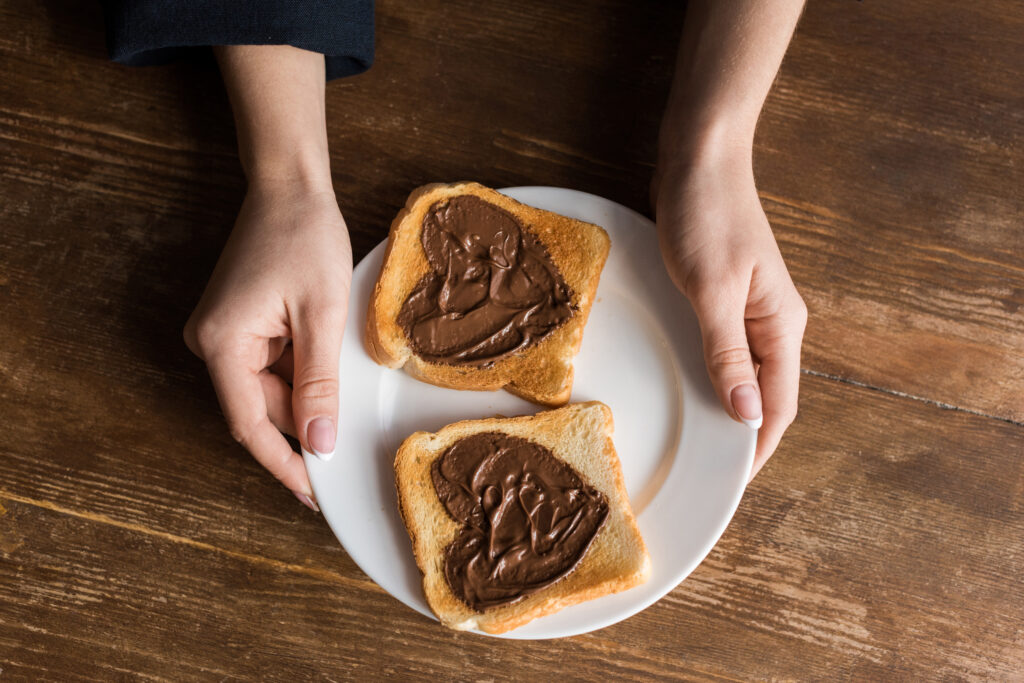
[
  {"left": 307, "top": 417, "right": 336, "bottom": 461},
  {"left": 731, "top": 383, "right": 763, "bottom": 430},
  {"left": 293, "top": 491, "right": 320, "bottom": 512}
]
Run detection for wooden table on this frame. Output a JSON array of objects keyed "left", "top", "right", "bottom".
[{"left": 2, "top": 0, "right": 1022, "bottom": 679}]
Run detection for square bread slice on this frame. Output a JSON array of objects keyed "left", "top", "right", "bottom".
[
  {"left": 366, "top": 182, "right": 610, "bottom": 406},
  {"left": 394, "top": 401, "right": 650, "bottom": 634}
]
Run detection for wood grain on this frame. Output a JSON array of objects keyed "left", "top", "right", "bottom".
[
  {"left": 759, "top": 0, "right": 1024, "bottom": 422},
  {"left": 3, "top": 374, "right": 1022, "bottom": 680},
  {"left": 1, "top": 0, "right": 1022, "bottom": 679}
]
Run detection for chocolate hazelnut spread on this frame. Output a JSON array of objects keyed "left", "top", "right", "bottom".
[
  {"left": 431, "top": 432, "right": 609, "bottom": 612},
  {"left": 397, "top": 195, "right": 574, "bottom": 365}
]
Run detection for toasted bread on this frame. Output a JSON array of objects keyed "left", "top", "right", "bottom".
[
  {"left": 394, "top": 401, "right": 650, "bottom": 634},
  {"left": 366, "top": 182, "right": 610, "bottom": 406}
]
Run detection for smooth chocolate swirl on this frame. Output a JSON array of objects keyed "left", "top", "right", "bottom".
[
  {"left": 397, "top": 195, "right": 574, "bottom": 365},
  {"left": 431, "top": 432, "right": 608, "bottom": 612}
]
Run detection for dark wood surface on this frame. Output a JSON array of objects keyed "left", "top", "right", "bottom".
[{"left": 2, "top": 0, "right": 1022, "bottom": 680}]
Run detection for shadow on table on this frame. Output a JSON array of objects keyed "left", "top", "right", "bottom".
[
  {"left": 37, "top": 0, "right": 242, "bottom": 431},
  {"left": 38, "top": 0, "right": 107, "bottom": 60}
]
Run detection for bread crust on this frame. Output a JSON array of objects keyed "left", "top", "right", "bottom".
[
  {"left": 365, "top": 182, "right": 610, "bottom": 406},
  {"left": 394, "top": 402, "right": 651, "bottom": 634}
]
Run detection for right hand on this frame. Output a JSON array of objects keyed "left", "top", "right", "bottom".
[{"left": 184, "top": 180, "right": 352, "bottom": 510}]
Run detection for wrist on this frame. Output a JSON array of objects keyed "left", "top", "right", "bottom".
[
  {"left": 654, "top": 123, "right": 754, "bottom": 212},
  {"left": 243, "top": 145, "right": 333, "bottom": 195},
  {"left": 657, "top": 113, "right": 754, "bottom": 178}
]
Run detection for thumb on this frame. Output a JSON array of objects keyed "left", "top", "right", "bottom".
[
  {"left": 292, "top": 306, "right": 346, "bottom": 461},
  {"left": 694, "top": 293, "right": 763, "bottom": 430}
]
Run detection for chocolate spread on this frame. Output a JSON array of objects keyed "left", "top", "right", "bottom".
[
  {"left": 431, "top": 432, "right": 609, "bottom": 612},
  {"left": 397, "top": 195, "right": 574, "bottom": 365}
]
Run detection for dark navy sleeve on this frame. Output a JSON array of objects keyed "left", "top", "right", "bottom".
[{"left": 101, "top": 0, "right": 374, "bottom": 80}]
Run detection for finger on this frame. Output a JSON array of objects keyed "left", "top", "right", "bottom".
[
  {"left": 260, "top": 369, "right": 296, "bottom": 437},
  {"left": 748, "top": 311, "right": 805, "bottom": 480},
  {"left": 291, "top": 304, "right": 346, "bottom": 461},
  {"left": 206, "top": 351, "right": 313, "bottom": 497},
  {"left": 692, "top": 287, "right": 763, "bottom": 430},
  {"left": 270, "top": 344, "right": 294, "bottom": 384},
  {"left": 264, "top": 336, "right": 291, "bottom": 370}
]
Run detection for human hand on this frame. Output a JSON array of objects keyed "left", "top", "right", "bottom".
[
  {"left": 654, "top": 151, "right": 807, "bottom": 479},
  {"left": 184, "top": 181, "right": 352, "bottom": 509}
]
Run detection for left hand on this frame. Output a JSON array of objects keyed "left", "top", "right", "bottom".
[
  {"left": 184, "top": 181, "right": 352, "bottom": 508},
  {"left": 654, "top": 150, "right": 807, "bottom": 479}
]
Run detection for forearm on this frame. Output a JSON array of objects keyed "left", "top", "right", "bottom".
[
  {"left": 214, "top": 45, "right": 332, "bottom": 192},
  {"left": 659, "top": 0, "right": 805, "bottom": 168}
]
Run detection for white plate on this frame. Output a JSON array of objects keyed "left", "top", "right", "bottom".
[{"left": 306, "top": 187, "right": 754, "bottom": 639}]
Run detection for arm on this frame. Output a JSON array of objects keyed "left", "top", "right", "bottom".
[
  {"left": 184, "top": 45, "right": 352, "bottom": 510},
  {"left": 654, "top": 0, "right": 808, "bottom": 479}
]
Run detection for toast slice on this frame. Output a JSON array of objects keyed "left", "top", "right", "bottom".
[
  {"left": 366, "top": 182, "right": 610, "bottom": 406},
  {"left": 394, "top": 401, "right": 650, "bottom": 634}
]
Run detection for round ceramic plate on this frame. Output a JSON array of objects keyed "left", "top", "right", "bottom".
[{"left": 306, "top": 187, "right": 754, "bottom": 639}]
